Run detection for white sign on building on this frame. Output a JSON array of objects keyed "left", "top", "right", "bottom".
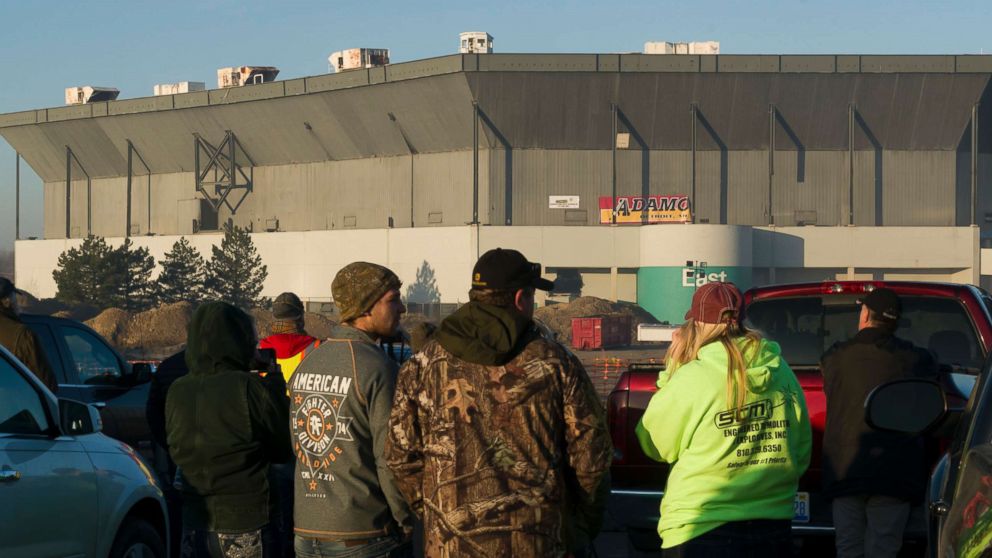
[{"left": 549, "top": 196, "right": 580, "bottom": 209}]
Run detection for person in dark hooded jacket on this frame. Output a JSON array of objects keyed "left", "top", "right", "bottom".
[
  {"left": 384, "top": 248, "right": 612, "bottom": 558},
  {"left": 166, "top": 302, "right": 293, "bottom": 558}
]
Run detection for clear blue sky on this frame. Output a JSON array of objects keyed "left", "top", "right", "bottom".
[{"left": 1, "top": 0, "right": 990, "bottom": 252}]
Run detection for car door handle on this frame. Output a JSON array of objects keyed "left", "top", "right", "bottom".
[
  {"left": 0, "top": 469, "right": 21, "bottom": 482},
  {"left": 930, "top": 499, "right": 950, "bottom": 516}
]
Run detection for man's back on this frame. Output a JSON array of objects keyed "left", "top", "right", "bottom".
[
  {"left": 821, "top": 327, "right": 937, "bottom": 500},
  {"left": 288, "top": 324, "right": 412, "bottom": 540},
  {"left": 0, "top": 309, "right": 57, "bottom": 392},
  {"left": 387, "top": 334, "right": 612, "bottom": 557}
]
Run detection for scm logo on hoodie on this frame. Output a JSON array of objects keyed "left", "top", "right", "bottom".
[{"left": 713, "top": 399, "right": 772, "bottom": 429}]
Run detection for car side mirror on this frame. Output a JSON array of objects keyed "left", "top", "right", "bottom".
[
  {"left": 127, "top": 362, "right": 153, "bottom": 385},
  {"left": 866, "top": 379, "right": 946, "bottom": 434},
  {"left": 58, "top": 398, "right": 103, "bottom": 436}
]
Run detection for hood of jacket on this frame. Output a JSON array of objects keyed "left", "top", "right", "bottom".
[
  {"left": 695, "top": 337, "right": 782, "bottom": 394},
  {"left": 184, "top": 302, "right": 256, "bottom": 376},
  {"left": 435, "top": 301, "right": 535, "bottom": 366},
  {"left": 259, "top": 333, "right": 317, "bottom": 359}
]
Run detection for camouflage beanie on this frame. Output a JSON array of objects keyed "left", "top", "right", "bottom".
[{"left": 332, "top": 262, "right": 402, "bottom": 322}]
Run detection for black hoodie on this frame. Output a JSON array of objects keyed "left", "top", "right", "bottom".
[{"left": 166, "top": 302, "right": 293, "bottom": 531}]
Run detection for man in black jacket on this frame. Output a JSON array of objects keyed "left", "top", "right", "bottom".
[
  {"left": 821, "top": 288, "right": 938, "bottom": 558},
  {"left": 166, "top": 302, "right": 293, "bottom": 558}
]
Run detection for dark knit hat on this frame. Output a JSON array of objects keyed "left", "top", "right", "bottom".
[
  {"left": 332, "top": 262, "right": 402, "bottom": 322},
  {"left": 272, "top": 292, "right": 305, "bottom": 320}
]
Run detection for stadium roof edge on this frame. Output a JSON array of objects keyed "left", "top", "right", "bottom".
[{"left": 2, "top": 53, "right": 992, "bottom": 129}]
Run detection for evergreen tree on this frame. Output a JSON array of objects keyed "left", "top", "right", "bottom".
[
  {"left": 405, "top": 260, "right": 441, "bottom": 304},
  {"left": 52, "top": 235, "right": 118, "bottom": 307},
  {"left": 205, "top": 223, "right": 268, "bottom": 309},
  {"left": 157, "top": 237, "right": 207, "bottom": 305},
  {"left": 110, "top": 238, "right": 156, "bottom": 311}
]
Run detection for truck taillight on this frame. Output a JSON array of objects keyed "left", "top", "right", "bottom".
[{"left": 607, "top": 389, "right": 628, "bottom": 463}]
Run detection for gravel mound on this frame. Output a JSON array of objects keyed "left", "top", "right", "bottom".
[
  {"left": 534, "top": 296, "right": 659, "bottom": 345},
  {"left": 126, "top": 302, "right": 196, "bottom": 349},
  {"left": 85, "top": 308, "right": 132, "bottom": 348}
]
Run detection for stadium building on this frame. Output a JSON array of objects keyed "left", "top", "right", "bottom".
[{"left": 2, "top": 53, "right": 992, "bottom": 322}]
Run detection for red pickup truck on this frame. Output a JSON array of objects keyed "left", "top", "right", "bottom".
[{"left": 607, "top": 281, "right": 992, "bottom": 550}]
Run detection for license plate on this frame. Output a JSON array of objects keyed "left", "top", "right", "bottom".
[{"left": 793, "top": 492, "right": 810, "bottom": 523}]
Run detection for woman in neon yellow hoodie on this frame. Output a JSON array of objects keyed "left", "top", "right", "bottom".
[{"left": 636, "top": 282, "right": 812, "bottom": 556}]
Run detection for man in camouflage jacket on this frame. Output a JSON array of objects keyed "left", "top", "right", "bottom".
[{"left": 385, "top": 249, "right": 612, "bottom": 557}]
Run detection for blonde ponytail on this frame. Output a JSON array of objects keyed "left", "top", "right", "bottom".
[{"left": 666, "top": 317, "right": 763, "bottom": 410}]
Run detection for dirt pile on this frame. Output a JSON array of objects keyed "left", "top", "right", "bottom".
[
  {"left": 251, "top": 309, "right": 337, "bottom": 340},
  {"left": 125, "top": 302, "right": 196, "bottom": 350},
  {"left": 534, "top": 296, "right": 659, "bottom": 346},
  {"left": 81, "top": 303, "right": 339, "bottom": 358},
  {"left": 86, "top": 308, "right": 132, "bottom": 348}
]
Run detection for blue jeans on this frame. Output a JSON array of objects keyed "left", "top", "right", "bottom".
[
  {"left": 181, "top": 524, "right": 278, "bottom": 558},
  {"left": 662, "top": 519, "right": 793, "bottom": 558},
  {"left": 294, "top": 535, "right": 412, "bottom": 558}
]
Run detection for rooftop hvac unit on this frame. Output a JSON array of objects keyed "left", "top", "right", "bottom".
[
  {"left": 328, "top": 48, "right": 389, "bottom": 73},
  {"left": 153, "top": 81, "right": 206, "bottom": 96},
  {"left": 644, "top": 41, "right": 720, "bottom": 55},
  {"left": 216, "top": 66, "right": 280, "bottom": 88},
  {"left": 459, "top": 32, "right": 493, "bottom": 54},
  {"left": 64, "top": 86, "right": 120, "bottom": 105}
]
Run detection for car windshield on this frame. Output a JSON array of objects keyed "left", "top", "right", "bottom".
[{"left": 744, "top": 294, "right": 984, "bottom": 371}]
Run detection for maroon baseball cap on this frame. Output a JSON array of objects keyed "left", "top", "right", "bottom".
[{"left": 684, "top": 282, "right": 743, "bottom": 324}]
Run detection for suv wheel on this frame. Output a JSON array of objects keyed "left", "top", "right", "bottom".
[{"left": 110, "top": 518, "right": 165, "bottom": 558}]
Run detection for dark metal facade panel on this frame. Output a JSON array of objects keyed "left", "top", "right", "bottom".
[
  {"left": 412, "top": 151, "right": 475, "bottom": 227},
  {"left": 284, "top": 78, "right": 307, "bottom": 96},
  {"left": 726, "top": 152, "right": 770, "bottom": 224},
  {"left": 780, "top": 55, "right": 836, "bottom": 73},
  {"left": 369, "top": 66, "right": 387, "bottom": 85},
  {"left": 621, "top": 54, "right": 701, "bottom": 72},
  {"left": 860, "top": 55, "right": 956, "bottom": 73},
  {"left": 385, "top": 55, "right": 464, "bottom": 81},
  {"left": 0, "top": 110, "right": 38, "bottom": 127},
  {"left": 47, "top": 104, "right": 93, "bottom": 122},
  {"left": 883, "top": 151, "right": 956, "bottom": 226},
  {"left": 305, "top": 70, "right": 373, "bottom": 93},
  {"left": 957, "top": 56, "right": 992, "bottom": 73},
  {"left": 208, "top": 81, "right": 286, "bottom": 104},
  {"left": 477, "top": 54, "right": 600, "bottom": 72},
  {"left": 837, "top": 55, "right": 862, "bottom": 73},
  {"left": 174, "top": 90, "right": 210, "bottom": 109},
  {"left": 596, "top": 54, "right": 620, "bottom": 72},
  {"left": 717, "top": 55, "right": 781, "bottom": 72},
  {"left": 467, "top": 72, "right": 991, "bottom": 151},
  {"left": 1, "top": 73, "right": 478, "bottom": 181},
  {"left": 108, "top": 96, "right": 174, "bottom": 115}
]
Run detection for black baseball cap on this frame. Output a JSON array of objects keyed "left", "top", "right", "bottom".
[
  {"left": 859, "top": 287, "right": 901, "bottom": 321},
  {"left": 0, "top": 277, "right": 24, "bottom": 300},
  {"left": 472, "top": 249, "right": 555, "bottom": 292}
]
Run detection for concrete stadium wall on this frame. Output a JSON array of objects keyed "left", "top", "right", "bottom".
[{"left": 16, "top": 225, "right": 982, "bottom": 324}]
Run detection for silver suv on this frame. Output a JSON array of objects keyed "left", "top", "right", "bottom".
[{"left": 0, "top": 344, "right": 168, "bottom": 558}]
